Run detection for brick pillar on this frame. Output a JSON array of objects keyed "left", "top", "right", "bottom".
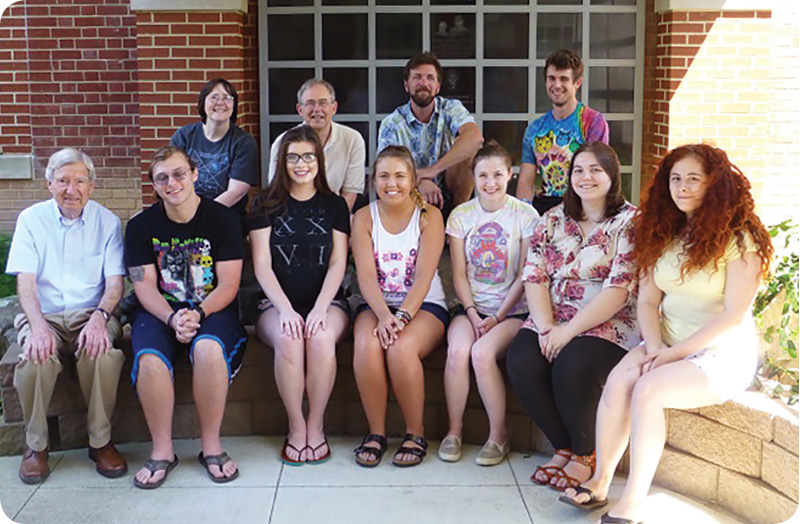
[
  {"left": 133, "top": 0, "right": 260, "bottom": 206},
  {"left": 641, "top": 1, "right": 799, "bottom": 224}
]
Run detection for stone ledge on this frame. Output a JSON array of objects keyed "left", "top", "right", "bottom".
[{"left": 130, "top": 0, "right": 248, "bottom": 12}]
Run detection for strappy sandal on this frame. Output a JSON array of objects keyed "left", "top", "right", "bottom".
[
  {"left": 531, "top": 448, "right": 572, "bottom": 485},
  {"left": 549, "top": 450, "right": 596, "bottom": 492},
  {"left": 559, "top": 485, "right": 609, "bottom": 510},
  {"left": 306, "top": 437, "right": 331, "bottom": 465},
  {"left": 600, "top": 512, "right": 643, "bottom": 524},
  {"left": 281, "top": 439, "right": 305, "bottom": 466},
  {"left": 392, "top": 433, "right": 428, "bottom": 468},
  {"left": 133, "top": 455, "right": 179, "bottom": 490},
  {"left": 354, "top": 434, "right": 388, "bottom": 468},
  {"left": 198, "top": 451, "right": 239, "bottom": 483}
]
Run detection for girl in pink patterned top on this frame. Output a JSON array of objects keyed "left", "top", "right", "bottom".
[{"left": 506, "top": 141, "right": 641, "bottom": 492}]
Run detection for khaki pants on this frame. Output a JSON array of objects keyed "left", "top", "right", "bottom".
[{"left": 12, "top": 308, "right": 125, "bottom": 452}]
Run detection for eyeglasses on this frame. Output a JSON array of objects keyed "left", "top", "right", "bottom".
[
  {"left": 153, "top": 168, "right": 191, "bottom": 187},
  {"left": 302, "top": 99, "right": 333, "bottom": 109},
  {"left": 208, "top": 94, "right": 235, "bottom": 104},
  {"left": 286, "top": 153, "right": 317, "bottom": 164}
]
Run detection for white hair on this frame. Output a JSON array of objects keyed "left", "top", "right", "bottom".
[
  {"left": 296, "top": 78, "right": 336, "bottom": 104},
  {"left": 45, "top": 148, "right": 96, "bottom": 182}
]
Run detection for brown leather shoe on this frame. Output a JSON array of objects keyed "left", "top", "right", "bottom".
[
  {"left": 89, "top": 442, "right": 128, "bottom": 478},
  {"left": 19, "top": 446, "right": 50, "bottom": 485}
]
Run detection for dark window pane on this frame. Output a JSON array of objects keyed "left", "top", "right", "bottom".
[
  {"left": 323, "top": 14, "right": 368, "bottom": 60},
  {"left": 377, "top": 0, "right": 420, "bottom": 4},
  {"left": 323, "top": 0, "right": 365, "bottom": 4},
  {"left": 377, "top": 67, "right": 408, "bottom": 114},
  {"left": 431, "top": 14, "right": 475, "bottom": 59},
  {"left": 588, "top": 67, "right": 634, "bottom": 113},
  {"left": 621, "top": 172, "right": 633, "bottom": 202},
  {"left": 431, "top": 0, "right": 475, "bottom": 4},
  {"left": 485, "top": 13, "right": 529, "bottom": 59},
  {"left": 592, "top": 0, "right": 636, "bottom": 5},
  {"left": 270, "top": 122, "right": 299, "bottom": 142},
  {"left": 323, "top": 68, "right": 369, "bottom": 114},
  {"left": 590, "top": 13, "right": 636, "bottom": 59},
  {"left": 608, "top": 120, "right": 633, "bottom": 166},
  {"left": 535, "top": 66, "right": 581, "bottom": 113},
  {"left": 483, "top": 121, "right": 528, "bottom": 164},
  {"left": 440, "top": 67, "right": 475, "bottom": 113},
  {"left": 536, "top": 13, "right": 582, "bottom": 59},
  {"left": 345, "top": 122, "right": 370, "bottom": 166},
  {"left": 485, "top": 0, "right": 527, "bottom": 5},
  {"left": 268, "top": 0, "right": 312, "bottom": 5},
  {"left": 539, "top": 0, "right": 580, "bottom": 4},
  {"left": 484, "top": 67, "right": 528, "bottom": 113},
  {"left": 268, "top": 15, "right": 314, "bottom": 61},
  {"left": 269, "top": 68, "right": 314, "bottom": 115},
  {"left": 377, "top": 14, "right": 422, "bottom": 59}
]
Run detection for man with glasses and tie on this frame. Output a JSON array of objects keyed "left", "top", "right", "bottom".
[
  {"left": 268, "top": 78, "right": 366, "bottom": 212},
  {"left": 171, "top": 78, "right": 259, "bottom": 219},
  {"left": 125, "top": 146, "right": 247, "bottom": 489},
  {"left": 7, "top": 148, "right": 128, "bottom": 484}
]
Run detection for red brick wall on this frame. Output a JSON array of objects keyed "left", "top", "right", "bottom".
[
  {"left": 0, "top": 0, "right": 141, "bottom": 231},
  {"left": 136, "top": 1, "right": 261, "bottom": 206}
]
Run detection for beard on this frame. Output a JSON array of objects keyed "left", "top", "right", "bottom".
[{"left": 410, "top": 90, "right": 435, "bottom": 108}]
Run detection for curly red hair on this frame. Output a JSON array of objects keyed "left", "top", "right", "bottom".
[{"left": 634, "top": 144, "right": 773, "bottom": 277}]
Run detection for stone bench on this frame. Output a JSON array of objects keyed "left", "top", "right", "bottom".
[{"left": 1, "top": 332, "right": 797, "bottom": 523}]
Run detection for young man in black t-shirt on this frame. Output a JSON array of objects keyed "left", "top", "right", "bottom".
[{"left": 125, "top": 146, "right": 246, "bottom": 489}]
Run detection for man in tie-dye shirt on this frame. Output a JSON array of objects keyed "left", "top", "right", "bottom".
[
  {"left": 516, "top": 49, "right": 609, "bottom": 216},
  {"left": 378, "top": 52, "right": 483, "bottom": 215}
]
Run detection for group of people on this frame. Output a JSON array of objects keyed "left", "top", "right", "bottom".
[{"left": 5, "top": 47, "right": 774, "bottom": 524}]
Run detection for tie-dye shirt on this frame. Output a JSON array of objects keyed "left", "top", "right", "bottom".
[
  {"left": 520, "top": 103, "right": 608, "bottom": 198},
  {"left": 378, "top": 97, "right": 475, "bottom": 185}
]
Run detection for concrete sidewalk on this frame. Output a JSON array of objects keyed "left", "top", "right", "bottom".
[{"left": 0, "top": 436, "right": 745, "bottom": 524}]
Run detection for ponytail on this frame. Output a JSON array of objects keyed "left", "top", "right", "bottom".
[{"left": 410, "top": 187, "right": 428, "bottom": 228}]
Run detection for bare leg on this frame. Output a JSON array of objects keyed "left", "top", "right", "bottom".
[
  {"left": 305, "top": 306, "right": 349, "bottom": 460},
  {"left": 386, "top": 311, "right": 445, "bottom": 463},
  {"left": 444, "top": 315, "right": 476, "bottom": 438},
  {"left": 257, "top": 308, "right": 307, "bottom": 462},
  {"left": 134, "top": 354, "right": 175, "bottom": 486},
  {"left": 444, "top": 160, "right": 475, "bottom": 207},
  {"left": 353, "top": 310, "right": 387, "bottom": 461},
  {"left": 192, "top": 338, "right": 237, "bottom": 479},
  {"left": 471, "top": 318, "right": 522, "bottom": 444}
]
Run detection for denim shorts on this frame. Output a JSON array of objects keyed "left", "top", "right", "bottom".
[{"left": 355, "top": 301, "right": 450, "bottom": 329}]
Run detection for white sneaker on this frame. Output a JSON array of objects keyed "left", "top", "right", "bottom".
[{"left": 438, "top": 435, "right": 462, "bottom": 462}]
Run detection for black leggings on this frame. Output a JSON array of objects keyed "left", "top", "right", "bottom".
[{"left": 506, "top": 329, "right": 627, "bottom": 456}]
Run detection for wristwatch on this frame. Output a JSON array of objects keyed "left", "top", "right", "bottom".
[{"left": 95, "top": 307, "right": 110, "bottom": 324}]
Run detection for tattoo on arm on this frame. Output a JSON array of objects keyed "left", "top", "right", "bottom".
[{"left": 129, "top": 266, "right": 145, "bottom": 283}]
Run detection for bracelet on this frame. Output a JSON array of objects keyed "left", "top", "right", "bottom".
[
  {"left": 166, "top": 311, "right": 177, "bottom": 330},
  {"left": 491, "top": 313, "right": 501, "bottom": 322},
  {"left": 95, "top": 307, "right": 110, "bottom": 324},
  {"left": 395, "top": 308, "right": 412, "bottom": 325},
  {"left": 193, "top": 305, "right": 206, "bottom": 323},
  {"left": 464, "top": 304, "right": 477, "bottom": 313}
]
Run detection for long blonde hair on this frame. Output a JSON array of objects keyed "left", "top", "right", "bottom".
[{"left": 374, "top": 145, "right": 428, "bottom": 228}]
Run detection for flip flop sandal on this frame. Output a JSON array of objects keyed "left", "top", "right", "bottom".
[
  {"left": 600, "top": 511, "right": 643, "bottom": 524},
  {"left": 281, "top": 439, "right": 305, "bottom": 466},
  {"left": 198, "top": 451, "right": 239, "bottom": 483},
  {"left": 354, "top": 434, "right": 388, "bottom": 468},
  {"left": 559, "top": 485, "right": 609, "bottom": 510},
  {"left": 531, "top": 448, "right": 571, "bottom": 485},
  {"left": 306, "top": 437, "right": 332, "bottom": 465},
  {"left": 133, "top": 455, "right": 179, "bottom": 490},
  {"left": 392, "top": 433, "right": 428, "bottom": 468}
]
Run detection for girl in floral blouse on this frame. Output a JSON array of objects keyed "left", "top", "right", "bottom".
[{"left": 506, "top": 141, "right": 641, "bottom": 491}]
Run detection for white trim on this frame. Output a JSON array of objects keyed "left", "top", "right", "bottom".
[
  {"left": 654, "top": 0, "right": 775, "bottom": 12},
  {"left": 130, "top": 0, "right": 248, "bottom": 11},
  {"left": 0, "top": 154, "right": 34, "bottom": 180}
]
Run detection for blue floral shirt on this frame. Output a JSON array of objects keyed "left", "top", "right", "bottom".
[{"left": 378, "top": 97, "right": 475, "bottom": 182}]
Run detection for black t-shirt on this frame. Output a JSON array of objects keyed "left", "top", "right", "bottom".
[
  {"left": 125, "top": 198, "right": 244, "bottom": 304},
  {"left": 170, "top": 122, "right": 259, "bottom": 217},
  {"left": 248, "top": 192, "right": 350, "bottom": 317}
]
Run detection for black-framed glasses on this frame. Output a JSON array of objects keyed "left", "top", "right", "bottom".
[{"left": 286, "top": 153, "right": 317, "bottom": 164}]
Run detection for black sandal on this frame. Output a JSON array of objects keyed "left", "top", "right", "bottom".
[
  {"left": 559, "top": 485, "right": 609, "bottom": 510},
  {"left": 392, "top": 433, "right": 428, "bottom": 468},
  {"left": 354, "top": 434, "right": 388, "bottom": 468},
  {"left": 198, "top": 451, "right": 239, "bottom": 483},
  {"left": 600, "top": 512, "right": 643, "bottom": 524}
]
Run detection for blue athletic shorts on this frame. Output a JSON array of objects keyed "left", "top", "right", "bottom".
[
  {"left": 452, "top": 304, "right": 528, "bottom": 321},
  {"left": 130, "top": 302, "right": 247, "bottom": 389},
  {"left": 355, "top": 301, "right": 450, "bottom": 329}
]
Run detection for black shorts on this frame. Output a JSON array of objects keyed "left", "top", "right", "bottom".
[
  {"left": 452, "top": 304, "right": 528, "bottom": 321},
  {"left": 130, "top": 303, "right": 247, "bottom": 389},
  {"left": 532, "top": 195, "right": 562, "bottom": 216},
  {"left": 355, "top": 301, "right": 450, "bottom": 329}
]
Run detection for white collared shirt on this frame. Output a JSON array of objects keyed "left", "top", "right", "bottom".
[
  {"left": 6, "top": 199, "right": 125, "bottom": 315},
  {"left": 269, "top": 121, "right": 366, "bottom": 195}
]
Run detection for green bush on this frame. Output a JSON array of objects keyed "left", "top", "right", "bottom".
[{"left": 0, "top": 233, "right": 15, "bottom": 298}]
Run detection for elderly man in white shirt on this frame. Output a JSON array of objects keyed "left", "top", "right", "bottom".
[
  {"left": 268, "top": 78, "right": 366, "bottom": 212},
  {"left": 6, "top": 148, "right": 127, "bottom": 485}
]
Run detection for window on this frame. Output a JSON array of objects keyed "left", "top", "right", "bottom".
[{"left": 259, "top": 0, "right": 643, "bottom": 201}]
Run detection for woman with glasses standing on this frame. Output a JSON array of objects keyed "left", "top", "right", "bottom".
[
  {"left": 171, "top": 78, "right": 259, "bottom": 218},
  {"left": 248, "top": 126, "right": 351, "bottom": 465}
]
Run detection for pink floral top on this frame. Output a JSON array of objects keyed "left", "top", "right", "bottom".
[{"left": 521, "top": 203, "right": 641, "bottom": 349}]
